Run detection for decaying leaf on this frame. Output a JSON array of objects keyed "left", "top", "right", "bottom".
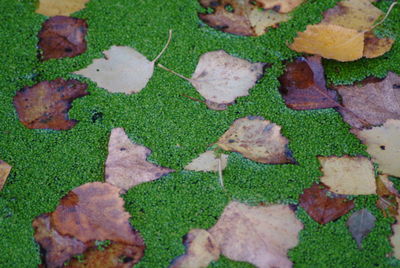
[
  {"left": 184, "top": 151, "right": 229, "bottom": 172},
  {"left": 334, "top": 72, "right": 400, "bottom": 129},
  {"left": 38, "top": 16, "right": 87, "bottom": 60},
  {"left": 318, "top": 156, "right": 376, "bottom": 195},
  {"left": 300, "top": 183, "right": 355, "bottom": 224},
  {"left": 197, "top": 0, "right": 292, "bottom": 36},
  {"left": 172, "top": 201, "right": 303, "bottom": 268},
  {"left": 255, "top": 0, "right": 304, "bottom": 13},
  {"left": 51, "top": 182, "right": 145, "bottom": 246},
  {"left": 363, "top": 31, "right": 394, "bottom": 58},
  {"left": 217, "top": 116, "right": 295, "bottom": 164},
  {"left": 105, "top": 128, "right": 174, "bottom": 192},
  {"left": 346, "top": 209, "right": 376, "bottom": 248},
  {"left": 278, "top": 55, "right": 338, "bottom": 110},
  {"left": 354, "top": 119, "right": 400, "bottom": 177},
  {"left": 14, "top": 78, "right": 89, "bottom": 130},
  {"left": 376, "top": 175, "right": 399, "bottom": 217},
  {"left": 36, "top": 0, "right": 90, "bottom": 16},
  {"left": 0, "top": 160, "right": 11, "bottom": 191}
]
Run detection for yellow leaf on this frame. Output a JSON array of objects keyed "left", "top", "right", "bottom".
[
  {"left": 363, "top": 31, "right": 394, "bottom": 58},
  {"left": 36, "top": 0, "right": 90, "bottom": 16},
  {"left": 256, "top": 0, "right": 304, "bottom": 13}
]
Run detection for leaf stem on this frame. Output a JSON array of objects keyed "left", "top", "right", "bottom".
[
  {"left": 152, "top": 29, "right": 172, "bottom": 63},
  {"left": 158, "top": 63, "right": 192, "bottom": 81}
]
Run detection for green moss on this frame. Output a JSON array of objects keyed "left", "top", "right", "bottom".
[{"left": 0, "top": 0, "right": 399, "bottom": 267}]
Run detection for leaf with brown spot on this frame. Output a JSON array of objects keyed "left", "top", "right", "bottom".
[
  {"left": 51, "top": 182, "right": 145, "bottom": 246},
  {"left": 334, "top": 72, "right": 400, "bottom": 129},
  {"left": 36, "top": 0, "right": 90, "bottom": 16},
  {"left": 38, "top": 16, "right": 87, "bottom": 60},
  {"left": 14, "top": 78, "right": 88, "bottom": 130},
  {"left": 278, "top": 55, "right": 339, "bottom": 110},
  {"left": 346, "top": 209, "right": 376, "bottom": 248},
  {"left": 255, "top": 0, "right": 304, "bottom": 13},
  {"left": 105, "top": 128, "right": 174, "bottom": 192},
  {"left": 0, "top": 160, "right": 11, "bottom": 191},
  {"left": 363, "top": 31, "right": 394, "bottom": 58},
  {"left": 217, "top": 116, "right": 295, "bottom": 164},
  {"left": 376, "top": 175, "right": 399, "bottom": 217},
  {"left": 184, "top": 151, "right": 229, "bottom": 172},
  {"left": 300, "top": 183, "right": 355, "bottom": 224}
]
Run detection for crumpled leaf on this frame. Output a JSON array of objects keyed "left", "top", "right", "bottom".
[
  {"left": 171, "top": 201, "right": 303, "bottom": 268},
  {"left": 0, "top": 160, "right": 11, "bottom": 191},
  {"left": 14, "top": 78, "right": 89, "bottom": 130},
  {"left": 36, "top": 0, "right": 90, "bottom": 16},
  {"left": 376, "top": 175, "right": 399, "bottom": 217},
  {"left": 184, "top": 151, "right": 229, "bottom": 172},
  {"left": 334, "top": 72, "right": 400, "bottom": 129},
  {"left": 217, "top": 116, "right": 295, "bottom": 164},
  {"left": 198, "top": 0, "right": 291, "bottom": 36},
  {"left": 318, "top": 156, "right": 376, "bottom": 195},
  {"left": 278, "top": 55, "right": 338, "bottom": 110},
  {"left": 346, "top": 209, "right": 376, "bottom": 248},
  {"left": 51, "top": 182, "right": 145, "bottom": 245},
  {"left": 105, "top": 128, "right": 174, "bottom": 192},
  {"left": 300, "top": 183, "right": 355, "bottom": 224},
  {"left": 255, "top": 0, "right": 304, "bottom": 13},
  {"left": 32, "top": 214, "right": 88, "bottom": 268},
  {"left": 354, "top": 119, "right": 400, "bottom": 177},
  {"left": 363, "top": 31, "right": 395, "bottom": 58},
  {"left": 38, "top": 16, "right": 87, "bottom": 60}
]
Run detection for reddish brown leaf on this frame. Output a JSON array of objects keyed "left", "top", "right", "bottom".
[
  {"left": 14, "top": 78, "right": 88, "bottom": 130},
  {"left": 300, "top": 183, "right": 354, "bottom": 224},
  {"left": 38, "top": 16, "right": 87, "bottom": 60},
  {"left": 278, "top": 56, "right": 338, "bottom": 110}
]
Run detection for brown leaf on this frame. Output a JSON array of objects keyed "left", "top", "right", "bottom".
[
  {"left": 51, "top": 182, "right": 145, "bottom": 246},
  {"left": 13, "top": 78, "right": 89, "bottom": 130},
  {"left": 255, "top": 0, "right": 304, "bottom": 13},
  {"left": 36, "top": 0, "right": 90, "bottom": 16},
  {"left": 32, "top": 214, "right": 87, "bottom": 268},
  {"left": 300, "top": 183, "right": 355, "bottom": 224},
  {"left": 217, "top": 116, "right": 295, "bottom": 164},
  {"left": 376, "top": 175, "right": 399, "bottom": 217},
  {"left": 334, "top": 72, "right": 400, "bottom": 129},
  {"left": 363, "top": 31, "right": 394, "bottom": 58},
  {"left": 278, "top": 55, "right": 339, "bottom": 110},
  {"left": 0, "top": 160, "right": 11, "bottom": 191},
  {"left": 38, "top": 16, "right": 87, "bottom": 61},
  {"left": 105, "top": 128, "right": 174, "bottom": 192}
]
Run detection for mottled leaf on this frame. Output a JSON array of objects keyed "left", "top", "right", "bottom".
[
  {"left": 363, "top": 31, "right": 394, "bottom": 58},
  {"left": 184, "top": 151, "right": 229, "bottom": 172},
  {"left": 346, "top": 209, "right": 376, "bottom": 248},
  {"left": 376, "top": 175, "right": 399, "bottom": 217},
  {"left": 36, "top": 0, "right": 90, "bottom": 16},
  {"left": 0, "top": 160, "right": 11, "bottom": 191},
  {"left": 255, "top": 0, "right": 304, "bottom": 13}
]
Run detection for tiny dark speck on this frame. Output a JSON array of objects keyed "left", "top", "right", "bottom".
[
  {"left": 393, "top": 84, "right": 400, "bottom": 89},
  {"left": 380, "top": 145, "right": 385, "bottom": 150},
  {"left": 228, "top": 139, "right": 235, "bottom": 143},
  {"left": 120, "top": 147, "right": 126, "bottom": 151}
]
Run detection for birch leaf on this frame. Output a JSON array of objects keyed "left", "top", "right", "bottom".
[
  {"left": 0, "top": 160, "right": 11, "bottom": 191},
  {"left": 184, "top": 151, "right": 229, "bottom": 172},
  {"left": 36, "top": 0, "right": 90, "bottom": 16},
  {"left": 346, "top": 209, "right": 376, "bottom": 248}
]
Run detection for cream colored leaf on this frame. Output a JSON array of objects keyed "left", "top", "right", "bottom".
[
  {"left": 255, "top": 0, "right": 304, "bottom": 13},
  {"left": 36, "top": 0, "right": 90, "bottom": 16},
  {"left": 105, "top": 128, "right": 174, "bottom": 192},
  {"left": 248, "top": 8, "right": 290, "bottom": 36},
  {"left": 217, "top": 116, "right": 294, "bottom": 164},
  {"left": 318, "top": 156, "right": 376, "bottom": 195},
  {"left": 184, "top": 151, "right": 229, "bottom": 172},
  {"left": 354, "top": 119, "right": 400, "bottom": 177},
  {"left": 0, "top": 160, "right": 11, "bottom": 191}
]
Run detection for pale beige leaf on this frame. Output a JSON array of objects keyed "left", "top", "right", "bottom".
[
  {"left": 249, "top": 8, "right": 290, "bottom": 36},
  {"left": 354, "top": 119, "right": 400, "bottom": 177},
  {"left": 217, "top": 116, "right": 294, "bottom": 164},
  {"left": 289, "top": 24, "right": 364, "bottom": 62},
  {"left": 0, "top": 160, "right": 11, "bottom": 191},
  {"left": 256, "top": 0, "right": 304, "bottom": 13},
  {"left": 318, "top": 156, "right": 376, "bottom": 195},
  {"left": 184, "top": 151, "right": 229, "bottom": 172},
  {"left": 36, "top": 0, "right": 90, "bottom": 16},
  {"left": 105, "top": 128, "right": 174, "bottom": 191}
]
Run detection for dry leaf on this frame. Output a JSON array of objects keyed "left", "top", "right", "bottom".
[
  {"left": 105, "top": 128, "right": 174, "bottom": 192},
  {"left": 376, "top": 175, "right": 398, "bottom": 217},
  {"left": 14, "top": 78, "right": 89, "bottom": 130},
  {"left": 289, "top": 24, "right": 364, "bottom": 62},
  {"left": 248, "top": 8, "right": 290, "bottom": 36},
  {"left": 363, "top": 31, "right": 394, "bottom": 58},
  {"left": 318, "top": 156, "right": 376, "bottom": 195},
  {"left": 51, "top": 182, "right": 145, "bottom": 245},
  {"left": 38, "top": 16, "right": 87, "bottom": 60},
  {"left": 255, "top": 0, "right": 304, "bottom": 13},
  {"left": 391, "top": 220, "right": 400, "bottom": 259},
  {"left": 0, "top": 160, "right": 11, "bottom": 191},
  {"left": 300, "top": 183, "right": 355, "bottom": 224},
  {"left": 334, "top": 72, "right": 400, "bottom": 129},
  {"left": 278, "top": 55, "right": 339, "bottom": 110},
  {"left": 36, "top": 0, "right": 90, "bottom": 16},
  {"left": 346, "top": 209, "right": 376, "bottom": 248},
  {"left": 184, "top": 151, "right": 229, "bottom": 172},
  {"left": 217, "top": 116, "right": 294, "bottom": 164}
]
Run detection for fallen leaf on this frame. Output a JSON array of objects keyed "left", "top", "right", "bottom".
[
  {"left": 289, "top": 24, "right": 364, "bottom": 62},
  {"left": 105, "top": 128, "right": 174, "bottom": 192},
  {"left": 32, "top": 214, "right": 88, "bottom": 268},
  {"left": 391, "top": 220, "right": 400, "bottom": 259},
  {"left": 74, "top": 31, "right": 171, "bottom": 94},
  {"left": 0, "top": 160, "right": 11, "bottom": 191},
  {"left": 363, "top": 31, "right": 394, "bottom": 58},
  {"left": 300, "top": 183, "right": 355, "bottom": 224},
  {"left": 346, "top": 209, "right": 376, "bottom": 248},
  {"left": 217, "top": 116, "right": 295, "bottom": 164},
  {"left": 278, "top": 55, "right": 339, "bottom": 110},
  {"left": 248, "top": 8, "right": 290, "bottom": 36},
  {"left": 334, "top": 72, "right": 400, "bottom": 129},
  {"left": 184, "top": 151, "right": 229, "bottom": 172},
  {"left": 36, "top": 0, "right": 90, "bottom": 16},
  {"left": 255, "top": 0, "right": 304, "bottom": 13},
  {"left": 318, "top": 156, "right": 376, "bottom": 195},
  {"left": 38, "top": 16, "right": 88, "bottom": 60},
  {"left": 376, "top": 175, "right": 398, "bottom": 217},
  {"left": 14, "top": 78, "right": 89, "bottom": 130},
  {"left": 51, "top": 182, "right": 145, "bottom": 245}
]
